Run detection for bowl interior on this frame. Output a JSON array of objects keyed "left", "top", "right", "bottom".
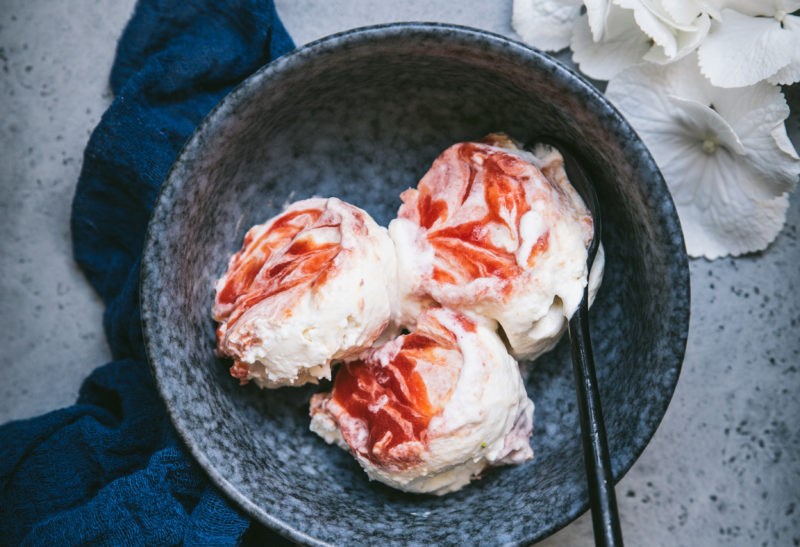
[{"left": 141, "top": 23, "right": 689, "bottom": 546}]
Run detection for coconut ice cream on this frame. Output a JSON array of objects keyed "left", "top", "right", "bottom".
[
  {"left": 310, "top": 306, "right": 534, "bottom": 495},
  {"left": 213, "top": 197, "right": 397, "bottom": 388},
  {"left": 389, "top": 133, "right": 603, "bottom": 361}
]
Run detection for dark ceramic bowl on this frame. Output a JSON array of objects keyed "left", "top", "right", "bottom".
[{"left": 141, "top": 23, "right": 689, "bottom": 546}]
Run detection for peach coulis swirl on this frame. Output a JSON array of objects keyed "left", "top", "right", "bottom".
[
  {"left": 398, "top": 137, "right": 563, "bottom": 295},
  {"left": 214, "top": 205, "right": 369, "bottom": 332},
  {"left": 329, "top": 311, "right": 472, "bottom": 467}
]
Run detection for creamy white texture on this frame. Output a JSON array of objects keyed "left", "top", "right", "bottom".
[
  {"left": 389, "top": 136, "right": 603, "bottom": 361},
  {"left": 310, "top": 307, "right": 534, "bottom": 495},
  {"left": 214, "top": 197, "right": 397, "bottom": 388}
]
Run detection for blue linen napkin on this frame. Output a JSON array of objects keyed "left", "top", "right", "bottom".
[{"left": 0, "top": 1, "right": 294, "bottom": 544}]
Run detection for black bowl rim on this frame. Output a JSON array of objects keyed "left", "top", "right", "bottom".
[{"left": 140, "top": 21, "right": 690, "bottom": 546}]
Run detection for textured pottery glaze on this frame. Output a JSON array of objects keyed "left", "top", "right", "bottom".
[{"left": 140, "top": 23, "right": 690, "bottom": 546}]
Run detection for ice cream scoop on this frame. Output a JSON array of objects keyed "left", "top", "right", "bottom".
[
  {"left": 213, "top": 197, "right": 397, "bottom": 388},
  {"left": 389, "top": 133, "right": 603, "bottom": 361},
  {"left": 310, "top": 306, "right": 533, "bottom": 495}
]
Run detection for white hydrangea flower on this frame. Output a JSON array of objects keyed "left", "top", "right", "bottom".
[
  {"left": 571, "top": 2, "right": 652, "bottom": 80},
  {"left": 570, "top": 0, "right": 714, "bottom": 79},
  {"left": 512, "top": 0, "right": 613, "bottom": 51},
  {"left": 511, "top": 0, "right": 799, "bottom": 259},
  {"left": 615, "top": 0, "right": 712, "bottom": 62},
  {"left": 512, "top": 0, "right": 584, "bottom": 51},
  {"left": 697, "top": 1, "right": 800, "bottom": 87},
  {"left": 606, "top": 54, "right": 800, "bottom": 259},
  {"left": 585, "top": 0, "right": 616, "bottom": 40}
]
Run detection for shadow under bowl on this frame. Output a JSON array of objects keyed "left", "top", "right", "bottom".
[{"left": 141, "top": 22, "right": 690, "bottom": 546}]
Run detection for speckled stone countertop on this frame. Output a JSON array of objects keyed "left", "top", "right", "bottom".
[{"left": 1, "top": 2, "right": 798, "bottom": 546}]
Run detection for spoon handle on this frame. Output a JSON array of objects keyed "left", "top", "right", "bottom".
[{"left": 568, "top": 292, "right": 624, "bottom": 547}]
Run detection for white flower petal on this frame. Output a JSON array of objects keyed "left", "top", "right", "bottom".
[
  {"left": 767, "top": 59, "right": 800, "bottom": 85},
  {"left": 620, "top": 46, "right": 715, "bottom": 99},
  {"left": 721, "top": 0, "right": 800, "bottom": 17},
  {"left": 612, "top": 0, "right": 712, "bottom": 62},
  {"left": 700, "top": 0, "right": 723, "bottom": 20},
  {"left": 767, "top": 16, "right": 800, "bottom": 85},
  {"left": 661, "top": 0, "right": 706, "bottom": 25},
  {"left": 614, "top": 0, "right": 680, "bottom": 57},
  {"left": 640, "top": 0, "right": 707, "bottom": 30},
  {"left": 706, "top": 81, "right": 800, "bottom": 193},
  {"left": 643, "top": 12, "right": 711, "bottom": 64},
  {"left": 676, "top": 152, "right": 790, "bottom": 259},
  {"left": 652, "top": 133, "right": 790, "bottom": 259},
  {"left": 697, "top": 9, "right": 797, "bottom": 87},
  {"left": 585, "top": 0, "right": 613, "bottom": 41},
  {"left": 512, "top": 0, "right": 583, "bottom": 51},
  {"left": 639, "top": 122, "right": 713, "bottom": 207},
  {"left": 771, "top": 123, "right": 800, "bottom": 162},
  {"left": 571, "top": 7, "right": 652, "bottom": 79},
  {"left": 605, "top": 56, "right": 799, "bottom": 259},
  {"left": 667, "top": 95, "right": 746, "bottom": 155},
  {"left": 614, "top": 0, "right": 704, "bottom": 30}
]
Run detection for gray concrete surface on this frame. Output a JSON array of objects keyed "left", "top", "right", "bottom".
[{"left": 1, "top": 1, "right": 798, "bottom": 545}]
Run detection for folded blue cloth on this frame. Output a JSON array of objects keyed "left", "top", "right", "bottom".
[{"left": 0, "top": 1, "right": 294, "bottom": 544}]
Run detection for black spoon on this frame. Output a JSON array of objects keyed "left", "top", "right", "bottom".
[{"left": 540, "top": 141, "right": 624, "bottom": 546}]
